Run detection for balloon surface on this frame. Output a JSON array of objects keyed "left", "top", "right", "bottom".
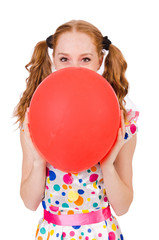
[{"left": 28, "top": 67, "right": 120, "bottom": 172}]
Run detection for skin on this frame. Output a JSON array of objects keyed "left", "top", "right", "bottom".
[{"left": 20, "top": 31, "right": 137, "bottom": 215}]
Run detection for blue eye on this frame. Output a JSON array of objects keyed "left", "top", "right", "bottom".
[
  {"left": 60, "top": 57, "right": 68, "bottom": 62},
  {"left": 82, "top": 57, "right": 91, "bottom": 62}
]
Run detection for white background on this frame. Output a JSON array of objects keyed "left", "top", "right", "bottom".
[{"left": 0, "top": 0, "right": 159, "bottom": 239}]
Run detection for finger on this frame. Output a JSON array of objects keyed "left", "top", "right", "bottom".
[
  {"left": 120, "top": 110, "right": 125, "bottom": 137},
  {"left": 23, "top": 110, "right": 30, "bottom": 136}
]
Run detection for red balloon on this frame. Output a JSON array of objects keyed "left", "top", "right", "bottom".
[{"left": 28, "top": 67, "right": 120, "bottom": 172}]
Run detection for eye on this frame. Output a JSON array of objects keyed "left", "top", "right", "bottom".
[
  {"left": 82, "top": 57, "right": 91, "bottom": 62},
  {"left": 60, "top": 57, "right": 68, "bottom": 62}
]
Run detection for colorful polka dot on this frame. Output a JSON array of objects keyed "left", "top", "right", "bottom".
[
  {"left": 62, "top": 203, "right": 69, "bottom": 208},
  {"left": 93, "top": 202, "right": 98, "bottom": 207},
  {"left": 49, "top": 205, "right": 59, "bottom": 212},
  {"left": 89, "top": 174, "right": 98, "bottom": 182},
  {"left": 93, "top": 182, "right": 98, "bottom": 189},
  {"left": 62, "top": 184, "right": 68, "bottom": 190},
  {"left": 104, "top": 196, "right": 108, "bottom": 202},
  {"left": 108, "top": 232, "right": 115, "bottom": 240},
  {"left": 98, "top": 233, "right": 102, "bottom": 237},
  {"left": 49, "top": 170, "right": 56, "bottom": 181},
  {"left": 78, "top": 189, "right": 84, "bottom": 195},
  {"left": 120, "top": 234, "right": 124, "bottom": 240},
  {"left": 68, "top": 190, "right": 79, "bottom": 202},
  {"left": 62, "top": 232, "right": 66, "bottom": 237},
  {"left": 91, "top": 166, "right": 97, "bottom": 172},
  {"left": 54, "top": 184, "right": 60, "bottom": 191},
  {"left": 36, "top": 227, "right": 39, "bottom": 237},
  {"left": 70, "top": 231, "right": 75, "bottom": 236},
  {"left": 67, "top": 210, "right": 74, "bottom": 215},
  {"left": 50, "top": 230, "right": 54, "bottom": 235},
  {"left": 63, "top": 173, "right": 73, "bottom": 184},
  {"left": 82, "top": 209, "right": 89, "bottom": 213},
  {"left": 130, "top": 124, "right": 136, "bottom": 134},
  {"left": 72, "top": 225, "right": 81, "bottom": 229},
  {"left": 124, "top": 132, "right": 128, "bottom": 139},
  {"left": 38, "top": 237, "right": 43, "bottom": 240},
  {"left": 40, "top": 227, "right": 46, "bottom": 234},
  {"left": 74, "top": 196, "right": 84, "bottom": 206},
  {"left": 112, "top": 223, "right": 116, "bottom": 231},
  {"left": 99, "top": 195, "right": 102, "bottom": 200},
  {"left": 42, "top": 200, "right": 46, "bottom": 210}
]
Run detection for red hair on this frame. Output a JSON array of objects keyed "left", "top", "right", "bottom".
[{"left": 14, "top": 20, "right": 128, "bottom": 126}]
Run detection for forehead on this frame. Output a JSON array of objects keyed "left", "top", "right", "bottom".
[{"left": 55, "top": 31, "right": 97, "bottom": 53}]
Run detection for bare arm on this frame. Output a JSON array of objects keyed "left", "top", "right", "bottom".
[
  {"left": 100, "top": 111, "right": 137, "bottom": 216},
  {"left": 20, "top": 109, "right": 46, "bottom": 211}
]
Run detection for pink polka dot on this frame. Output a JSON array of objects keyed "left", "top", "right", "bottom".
[
  {"left": 49, "top": 205, "right": 59, "bottom": 212},
  {"left": 91, "top": 191, "right": 95, "bottom": 194},
  {"left": 130, "top": 124, "right": 136, "bottom": 134},
  {"left": 108, "top": 232, "right": 115, "bottom": 240},
  {"left": 46, "top": 186, "right": 49, "bottom": 190},
  {"left": 104, "top": 197, "right": 108, "bottom": 202},
  {"left": 70, "top": 231, "right": 75, "bottom": 237},
  {"left": 85, "top": 237, "right": 89, "bottom": 240},
  {"left": 98, "top": 233, "right": 102, "bottom": 237},
  {"left": 63, "top": 174, "right": 73, "bottom": 184},
  {"left": 89, "top": 174, "right": 98, "bottom": 182},
  {"left": 62, "top": 232, "right": 66, "bottom": 237}
]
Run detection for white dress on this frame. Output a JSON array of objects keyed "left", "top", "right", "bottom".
[{"left": 35, "top": 99, "right": 139, "bottom": 240}]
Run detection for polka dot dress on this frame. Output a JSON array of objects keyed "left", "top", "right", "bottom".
[{"left": 35, "top": 108, "right": 139, "bottom": 240}]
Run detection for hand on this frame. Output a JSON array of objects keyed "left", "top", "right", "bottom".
[
  {"left": 100, "top": 110, "right": 126, "bottom": 167},
  {"left": 22, "top": 108, "right": 46, "bottom": 164}
]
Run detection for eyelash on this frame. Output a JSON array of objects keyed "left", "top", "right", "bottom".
[
  {"left": 60, "top": 57, "right": 68, "bottom": 62},
  {"left": 60, "top": 57, "right": 91, "bottom": 63},
  {"left": 82, "top": 57, "right": 91, "bottom": 62}
]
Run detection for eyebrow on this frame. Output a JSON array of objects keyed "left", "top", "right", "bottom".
[{"left": 58, "top": 53, "right": 93, "bottom": 56}]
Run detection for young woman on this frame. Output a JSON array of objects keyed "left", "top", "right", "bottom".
[{"left": 14, "top": 20, "right": 139, "bottom": 240}]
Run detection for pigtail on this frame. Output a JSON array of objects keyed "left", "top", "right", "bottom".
[
  {"left": 14, "top": 40, "right": 52, "bottom": 126},
  {"left": 102, "top": 44, "right": 129, "bottom": 120}
]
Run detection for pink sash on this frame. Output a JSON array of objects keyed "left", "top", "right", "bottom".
[{"left": 44, "top": 206, "right": 111, "bottom": 226}]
